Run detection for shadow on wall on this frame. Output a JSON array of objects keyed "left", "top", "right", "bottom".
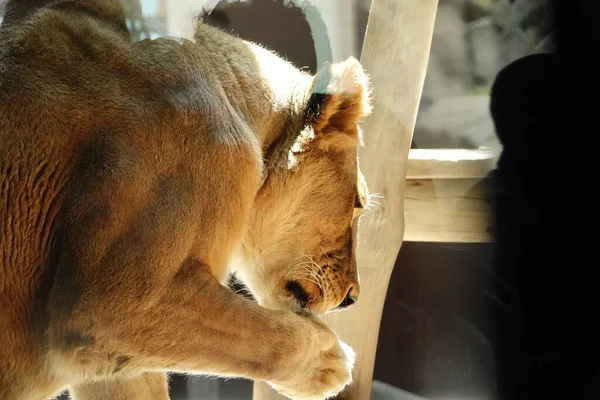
[{"left": 198, "top": 0, "right": 333, "bottom": 75}]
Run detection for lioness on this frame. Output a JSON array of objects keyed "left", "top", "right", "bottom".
[{"left": 0, "top": 1, "right": 372, "bottom": 399}]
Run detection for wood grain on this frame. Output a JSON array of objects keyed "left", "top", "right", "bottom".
[
  {"left": 404, "top": 149, "right": 494, "bottom": 243},
  {"left": 404, "top": 178, "right": 492, "bottom": 243},
  {"left": 406, "top": 149, "right": 496, "bottom": 180}
]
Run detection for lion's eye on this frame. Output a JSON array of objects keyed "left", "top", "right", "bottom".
[{"left": 354, "top": 196, "right": 364, "bottom": 209}]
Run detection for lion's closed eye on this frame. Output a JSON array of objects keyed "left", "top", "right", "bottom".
[{"left": 354, "top": 196, "right": 363, "bottom": 209}]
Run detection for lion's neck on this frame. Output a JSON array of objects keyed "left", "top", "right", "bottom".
[
  {"left": 219, "top": 44, "right": 315, "bottom": 282},
  {"left": 245, "top": 42, "right": 312, "bottom": 149},
  {"left": 192, "top": 26, "right": 315, "bottom": 279},
  {"left": 219, "top": 42, "right": 311, "bottom": 150},
  {"left": 193, "top": 24, "right": 312, "bottom": 156}
]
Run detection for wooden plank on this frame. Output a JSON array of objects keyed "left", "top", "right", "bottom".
[
  {"left": 403, "top": 178, "right": 492, "bottom": 243},
  {"left": 406, "top": 149, "right": 497, "bottom": 180},
  {"left": 253, "top": 0, "right": 438, "bottom": 398}
]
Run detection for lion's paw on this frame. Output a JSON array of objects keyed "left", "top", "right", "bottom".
[{"left": 268, "top": 336, "right": 355, "bottom": 400}]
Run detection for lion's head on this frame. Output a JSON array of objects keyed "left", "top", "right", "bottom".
[{"left": 232, "top": 57, "right": 372, "bottom": 315}]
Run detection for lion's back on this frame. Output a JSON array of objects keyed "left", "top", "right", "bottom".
[
  {"left": 0, "top": 0, "right": 237, "bottom": 325},
  {"left": 0, "top": 3, "right": 146, "bottom": 384}
]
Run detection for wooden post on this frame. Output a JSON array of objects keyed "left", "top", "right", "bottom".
[{"left": 253, "top": 0, "right": 438, "bottom": 398}]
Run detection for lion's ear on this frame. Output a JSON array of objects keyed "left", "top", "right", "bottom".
[{"left": 304, "top": 57, "right": 372, "bottom": 137}]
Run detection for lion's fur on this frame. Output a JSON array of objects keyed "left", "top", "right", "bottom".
[{"left": 0, "top": 1, "right": 371, "bottom": 399}]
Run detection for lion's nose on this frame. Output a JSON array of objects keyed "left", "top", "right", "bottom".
[{"left": 337, "top": 286, "right": 359, "bottom": 309}]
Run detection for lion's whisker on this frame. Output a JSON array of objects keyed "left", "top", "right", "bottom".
[
  {"left": 304, "top": 255, "right": 326, "bottom": 290},
  {"left": 284, "top": 261, "right": 314, "bottom": 279},
  {"left": 299, "top": 268, "right": 323, "bottom": 291}
]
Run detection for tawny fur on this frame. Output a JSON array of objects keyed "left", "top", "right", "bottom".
[{"left": 0, "top": 1, "right": 372, "bottom": 399}]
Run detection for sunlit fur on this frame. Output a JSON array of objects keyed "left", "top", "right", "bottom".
[
  {"left": 232, "top": 55, "right": 372, "bottom": 315},
  {"left": 0, "top": 1, "right": 371, "bottom": 399}
]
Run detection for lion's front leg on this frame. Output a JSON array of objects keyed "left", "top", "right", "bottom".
[
  {"left": 47, "top": 151, "right": 353, "bottom": 399},
  {"left": 50, "top": 259, "right": 353, "bottom": 400},
  {"left": 71, "top": 372, "right": 169, "bottom": 400}
]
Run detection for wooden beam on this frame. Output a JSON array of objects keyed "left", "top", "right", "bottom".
[
  {"left": 403, "top": 149, "right": 495, "bottom": 243},
  {"left": 406, "top": 149, "right": 497, "bottom": 180},
  {"left": 404, "top": 178, "right": 492, "bottom": 243}
]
